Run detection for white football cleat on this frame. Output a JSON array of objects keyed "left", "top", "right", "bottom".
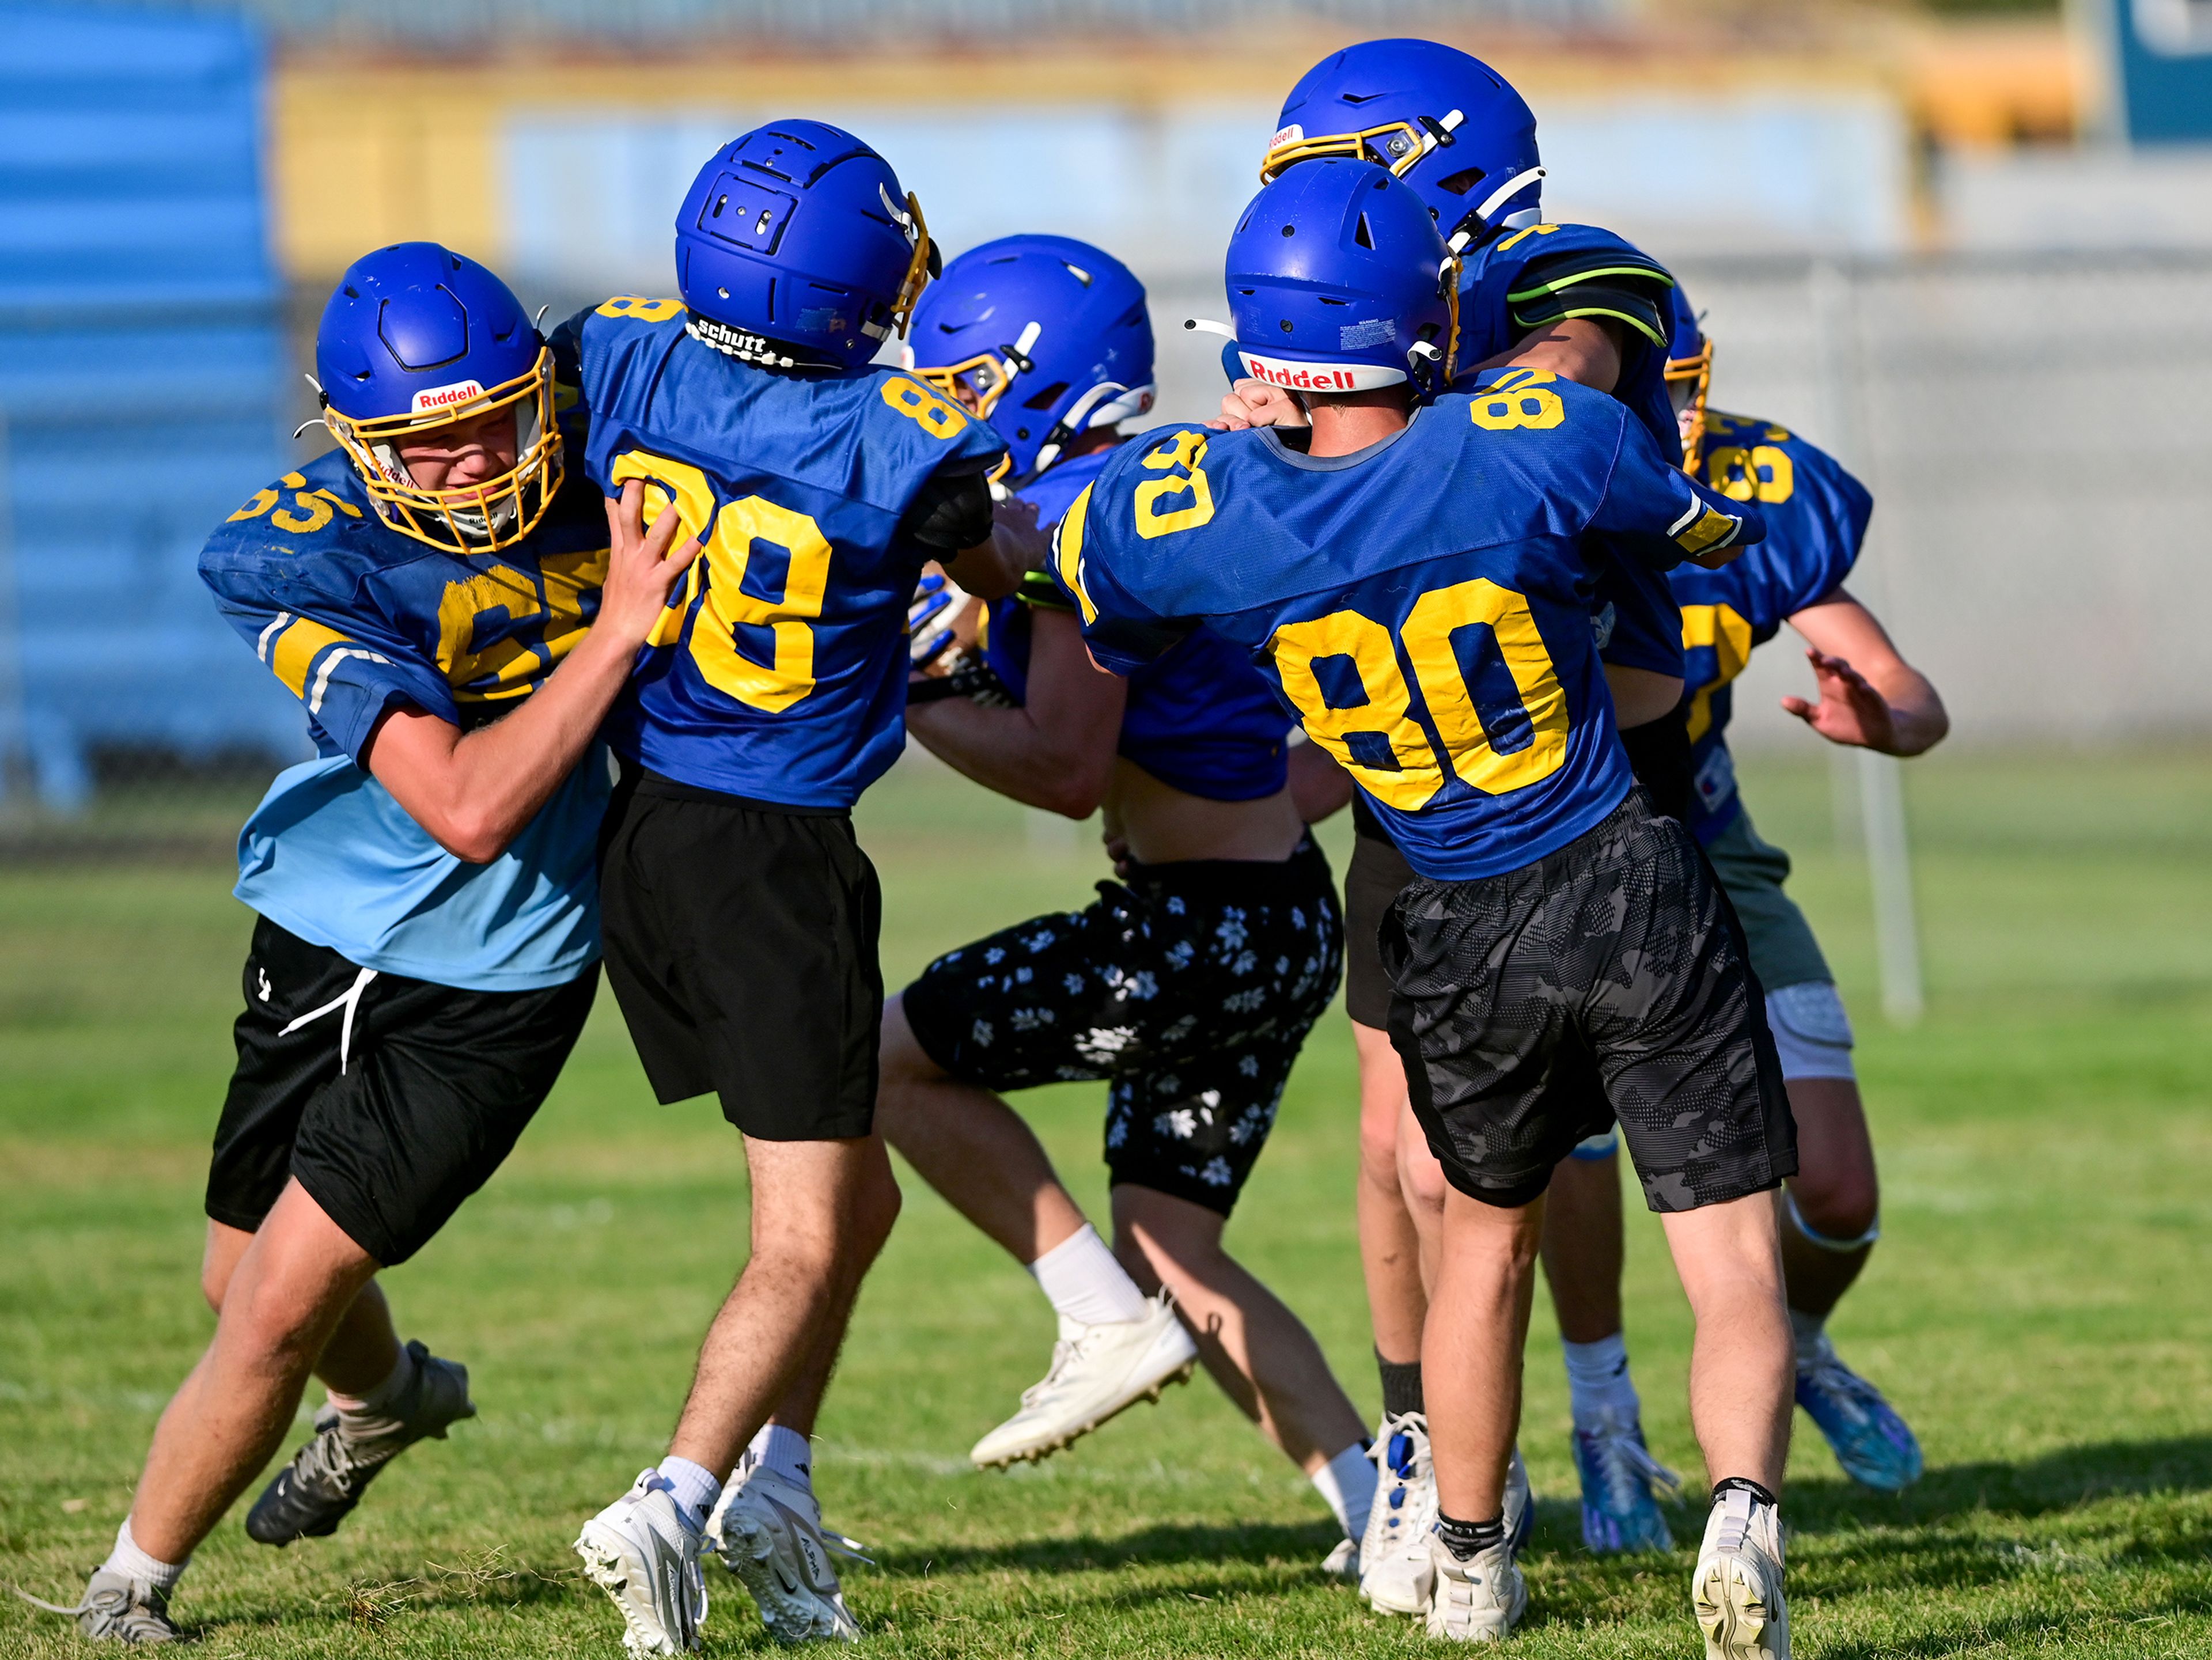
[
  {"left": 708, "top": 1462, "right": 863, "bottom": 1644},
  {"left": 574, "top": 1471, "right": 707, "bottom": 1656},
  {"left": 969, "top": 1290, "right": 1198, "bottom": 1468},
  {"left": 1692, "top": 1486, "right": 1790, "bottom": 1658},
  {"left": 1319, "top": 1536, "right": 1360, "bottom": 1581},
  {"left": 1358, "top": 1411, "right": 1438, "bottom": 1615},
  {"left": 1425, "top": 1533, "right": 1527, "bottom": 1643},
  {"left": 1359, "top": 1415, "right": 1532, "bottom": 1618}
]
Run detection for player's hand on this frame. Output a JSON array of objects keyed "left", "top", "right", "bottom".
[
  {"left": 1781, "top": 648, "right": 1899, "bottom": 751},
  {"left": 1210, "top": 379, "right": 1308, "bottom": 433},
  {"left": 991, "top": 494, "right": 1049, "bottom": 573},
  {"left": 600, "top": 479, "right": 702, "bottom": 647}
]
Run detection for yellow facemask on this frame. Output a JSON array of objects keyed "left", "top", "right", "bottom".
[
  {"left": 1664, "top": 338, "right": 1714, "bottom": 475},
  {"left": 324, "top": 346, "right": 563, "bottom": 555}
]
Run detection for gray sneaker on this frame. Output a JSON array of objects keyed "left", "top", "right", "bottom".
[
  {"left": 16, "top": 1570, "right": 180, "bottom": 1643},
  {"left": 245, "top": 1339, "right": 474, "bottom": 1545}
]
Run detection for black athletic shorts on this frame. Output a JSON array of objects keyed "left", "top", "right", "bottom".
[
  {"left": 1380, "top": 789, "right": 1796, "bottom": 1213},
  {"left": 1342, "top": 711, "right": 1694, "bottom": 1029},
  {"left": 901, "top": 838, "right": 1343, "bottom": 1215},
  {"left": 207, "top": 917, "right": 597, "bottom": 1267},
  {"left": 1344, "top": 794, "right": 1415, "bottom": 1030},
  {"left": 599, "top": 768, "right": 883, "bottom": 1142}
]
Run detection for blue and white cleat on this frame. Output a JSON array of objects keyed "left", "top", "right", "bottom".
[
  {"left": 1572, "top": 1406, "right": 1683, "bottom": 1553},
  {"left": 1794, "top": 1331, "right": 1922, "bottom": 1492}
]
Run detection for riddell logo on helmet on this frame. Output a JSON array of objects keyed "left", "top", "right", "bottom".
[
  {"left": 1271, "top": 124, "right": 1304, "bottom": 147},
  {"left": 1241, "top": 358, "right": 1359, "bottom": 391},
  {"left": 1237, "top": 352, "right": 1405, "bottom": 392},
  {"left": 411, "top": 380, "right": 486, "bottom": 414}
]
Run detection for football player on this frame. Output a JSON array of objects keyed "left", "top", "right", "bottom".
[
  {"left": 1504, "top": 289, "right": 1948, "bottom": 1496},
  {"left": 879, "top": 235, "right": 1377, "bottom": 1572},
  {"left": 1221, "top": 37, "right": 1699, "bottom": 1590},
  {"left": 16, "top": 244, "right": 698, "bottom": 1645},
  {"left": 1060, "top": 161, "right": 1796, "bottom": 1654},
  {"left": 557, "top": 124, "right": 1027, "bottom": 1653}
]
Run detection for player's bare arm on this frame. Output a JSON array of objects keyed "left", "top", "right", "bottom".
[
  {"left": 1782, "top": 588, "right": 1948, "bottom": 755},
  {"left": 1468, "top": 314, "right": 1624, "bottom": 392},
  {"left": 363, "top": 478, "right": 699, "bottom": 863},
  {"left": 906, "top": 608, "right": 1127, "bottom": 817}
]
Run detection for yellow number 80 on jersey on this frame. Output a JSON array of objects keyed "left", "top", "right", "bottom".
[{"left": 1272, "top": 580, "right": 1569, "bottom": 810}]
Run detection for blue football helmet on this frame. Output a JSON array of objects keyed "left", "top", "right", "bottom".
[
  {"left": 314, "top": 241, "right": 561, "bottom": 555},
  {"left": 904, "top": 235, "right": 1154, "bottom": 483},
  {"left": 675, "top": 119, "right": 938, "bottom": 372},
  {"left": 1262, "top": 39, "right": 1543, "bottom": 252},
  {"left": 1664, "top": 282, "right": 1713, "bottom": 472},
  {"left": 1222, "top": 160, "right": 1459, "bottom": 399}
]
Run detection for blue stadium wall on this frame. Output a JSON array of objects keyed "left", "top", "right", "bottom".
[{"left": 0, "top": 3, "right": 302, "bottom": 809}]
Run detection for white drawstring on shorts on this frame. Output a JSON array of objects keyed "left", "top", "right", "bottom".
[{"left": 276, "top": 965, "right": 378, "bottom": 1074}]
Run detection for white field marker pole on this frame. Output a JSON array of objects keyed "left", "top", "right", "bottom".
[{"left": 1810, "top": 259, "right": 1925, "bottom": 1025}]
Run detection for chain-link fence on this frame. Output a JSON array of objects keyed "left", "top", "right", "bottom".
[{"left": 2, "top": 248, "right": 2203, "bottom": 860}]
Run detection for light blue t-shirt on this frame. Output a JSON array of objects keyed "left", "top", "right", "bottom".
[
  {"left": 201, "top": 450, "right": 612, "bottom": 992},
  {"left": 233, "top": 751, "right": 607, "bottom": 992}
]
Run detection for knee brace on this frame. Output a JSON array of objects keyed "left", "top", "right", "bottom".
[
  {"left": 1784, "top": 1188, "right": 1880, "bottom": 1253},
  {"left": 1767, "top": 981, "right": 1855, "bottom": 1082}
]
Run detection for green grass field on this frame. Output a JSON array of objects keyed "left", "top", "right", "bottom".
[{"left": 4, "top": 747, "right": 2210, "bottom": 1657}]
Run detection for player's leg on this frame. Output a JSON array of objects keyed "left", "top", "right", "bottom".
[
  {"left": 877, "top": 996, "right": 1100, "bottom": 1265},
  {"left": 33, "top": 929, "right": 584, "bottom": 1643},
  {"left": 1541, "top": 1138, "right": 1684, "bottom": 1553},
  {"left": 1353, "top": 1021, "right": 1429, "bottom": 1394},
  {"left": 1091, "top": 839, "right": 1376, "bottom": 1564},
  {"left": 882, "top": 904, "right": 1203, "bottom": 1470},
  {"left": 1378, "top": 859, "right": 1604, "bottom": 1643},
  {"left": 1710, "top": 809, "right": 1918, "bottom": 1491},
  {"left": 1369, "top": 1086, "right": 1534, "bottom": 1615},
  {"left": 578, "top": 787, "right": 892, "bottom": 1650},
  {"left": 1343, "top": 828, "right": 1431, "bottom": 1400},
  {"left": 1589, "top": 798, "right": 1798, "bottom": 1658},
  {"left": 200, "top": 1218, "right": 398, "bottom": 1397},
  {"left": 1109, "top": 1184, "right": 1369, "bottom": 1507},
  {"left": 1414, "top": 1185, "right": 1541, "bottom": 1643},
  {"left": 236, "top": 957, "right": 590, "bottom": 1550},
  {"left": 127, "top": 1182, "right": 382, "bottom": 1566}
]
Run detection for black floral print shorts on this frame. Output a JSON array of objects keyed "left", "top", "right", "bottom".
[{"left": 900, "top": 837, "right": 1342, "bottom": 1214}]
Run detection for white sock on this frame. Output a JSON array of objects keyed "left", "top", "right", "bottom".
[
  {"left": 327, "top": 1341, "right": 415, "bottom": 1415},
  {"left": 655, "top": 1456, "right": 721, "bottom": 1533},
  {"left": 1310, "top": 1442, "right": 1378, "bottom": 1541},
  {"left": 103, "top": 1519, "right": 187, "bottom": 1592},
  {"left": 746, "top": 1423, "right": 815, "bottom": 1489},
  {"left": 1562, "top": 1332, "right": 1641, "bottom": 1427},
  {"left": 1028, "top": 1224, "right": 1149, "bottom": 1336},
  {"left": 1789, "top": 1307, "right": 1829, "bottom": 1368}
]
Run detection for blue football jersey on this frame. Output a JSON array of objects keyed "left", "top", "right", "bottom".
[
  {"left": 1060, "top": 369, "right": 1762, "bottom": 880},
  {"left": 1671, "top": 411, "right": 1871, "bottom": 842},
  {"left": 988, "top": 445, "right": 1290, "bottom": 802},
  {"left": 199, "top": 450, "right": 610, "bottom": 991},
  {"left": 564, "top": 297, "right": 1008, "bottom": 808},
  {"left": 1456, "top": 221, "right": 1685, "bottom": 681}
]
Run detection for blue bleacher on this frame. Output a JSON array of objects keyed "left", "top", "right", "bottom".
[{"left": 0, "top": 4, "right": 304, "bottom": 809}]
